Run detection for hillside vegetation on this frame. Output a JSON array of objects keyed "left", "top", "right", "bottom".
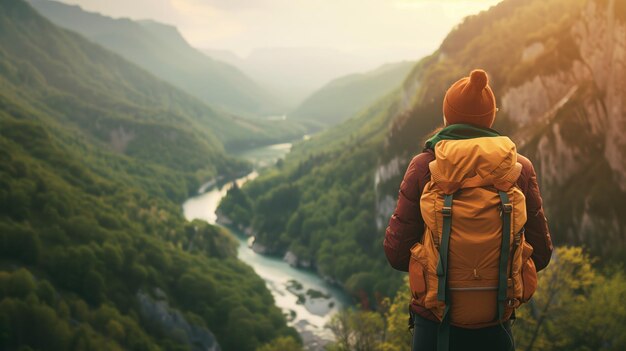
[
  {"left": 0, "top": 1, "right": 297, "bottom": 350},
  {"left": 27, "top": 0, "right": 307, "bottom": 148}
]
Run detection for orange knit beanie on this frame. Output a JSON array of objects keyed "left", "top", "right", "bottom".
[{"left": 443, "top": 69, "right": 496, "bottom": 128}]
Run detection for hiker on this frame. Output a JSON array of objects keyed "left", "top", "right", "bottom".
[{"left": 383, "top": 69, "right": 553, "bottom": 351}]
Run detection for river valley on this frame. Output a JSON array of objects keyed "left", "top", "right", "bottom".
[{"left": 182, "top": 143, "right": 350, "bottom": 350}]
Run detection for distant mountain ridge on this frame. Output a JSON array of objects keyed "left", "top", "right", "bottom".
[
  {"left": 289, "top": 61, "right": 414, "bottom": 128},
  {"left": 28, "top": 0, "right": 285, "bottom": 118},
  {"left": 204, "top": 47, "right": 386, "bottom": 106}
]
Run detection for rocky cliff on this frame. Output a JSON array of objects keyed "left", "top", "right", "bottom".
[
  {"left": 514, "top": 0, "right": 625, "bottom": 259},
  {"left": 376, "top": 0, "right": 625, "bottom": 262},
  {"left": 138, "top": 290, "right": 221, "bottom": 351}
]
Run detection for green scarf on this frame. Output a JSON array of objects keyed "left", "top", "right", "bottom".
[{"left": 424, "top": 124, "right": 501, "bottom": 150}]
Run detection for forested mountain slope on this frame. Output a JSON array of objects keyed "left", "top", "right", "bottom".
[
  {"left": 219, "top": 0, "right": 626, "bottom": 309},
  {"left": 0, "top": 1, "right": 296, "bottom": 350},
  {"left": 27, "top": 0, "right": 286, "bottom": 118},
  {"left": 25, "top": 1, "right": 305, "bottom": 150},
  {"left": 289, "top": 61, "right": 414, "bottom": 128}
]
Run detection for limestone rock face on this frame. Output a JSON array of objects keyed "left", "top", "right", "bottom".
[
  {"left": 374, "top": 157, "right": 405, "bottom": 230},
  {"left": 137, "top": 290, "right": 221, "bottom": 351},
  {"left": 284, "top": 250, "right": 313, "bottom": 268},
  {"left": 578, "top": 0, "right": 626, "bottom": 189},
  {"left": 501, "top": 0, "right": 626, "bottom": 190},
  {"left": 499, "top": 0, "right": 626, "bottom": 257}
]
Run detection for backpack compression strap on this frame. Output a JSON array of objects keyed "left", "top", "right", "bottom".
[
  {"left": 436, "top": 191, "right": 512, "bottom": 351},
  {"left": 497, "top": 191, "right": 512, "bottom": 321},
  {"left": 436, "top": 193, "right": 453, "bottom": 351}
]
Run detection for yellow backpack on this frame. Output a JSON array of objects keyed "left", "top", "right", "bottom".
[{"left": 409, "top": 136, "right": 538, "bottom": 349}]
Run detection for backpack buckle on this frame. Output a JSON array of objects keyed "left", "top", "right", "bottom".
[
  {"left": 433, "top": 233, "right": 440, "bottom": 249},
  {"left": 506, "top": 298, "right": 520, "bottom": 308},
  {"left": 501, "top": 203, "right": 513, "bottom": 214},
  {"left": 442, "top": 206, "right": 452, "bottom": 217},
  {"left": 514, "top": 231, "right": 523, "bottom": 246}
]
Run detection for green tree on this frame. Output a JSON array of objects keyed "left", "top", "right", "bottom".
[
  {"left": 379, "top": 277, "right": 412, "bottom": 351},
  {"left": 515, "top": 246, "right": 626, "bottom": 351},
  {"left": 327, "top": 308, "right": 385, "bottom": 351},
  {"left": 256, "top": 336, "right": 302, "bottom": 351},
  {"left": 4, "top": 269, "right": 36, "bottom": 298}
]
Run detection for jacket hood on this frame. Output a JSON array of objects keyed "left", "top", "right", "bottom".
[{"left": 428, "top": 136, "right": 522, "bottom": 194}]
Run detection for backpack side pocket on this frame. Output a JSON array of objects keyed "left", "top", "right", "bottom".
[
  {"left": 521, "top": 241, "right": 537, "bottom": 302},
  {"left": 409, "top": 243, "right": 427, "bottom": 303}
]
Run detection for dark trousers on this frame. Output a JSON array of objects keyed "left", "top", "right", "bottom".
[{"left": 411, "top": 312, "right": 515, "bottom": 351}]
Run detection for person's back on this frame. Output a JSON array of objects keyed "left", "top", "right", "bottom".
[{"left": 383, "top": 69, "right": 553, "bottom": 351}]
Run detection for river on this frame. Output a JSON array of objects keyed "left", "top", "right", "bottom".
[{"left": 182, "top": 142, "right": 350, "bottom": 350}]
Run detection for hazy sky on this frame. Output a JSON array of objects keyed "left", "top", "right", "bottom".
[{"left": 57, "top": 0, "right": 501, "bottom": 62}]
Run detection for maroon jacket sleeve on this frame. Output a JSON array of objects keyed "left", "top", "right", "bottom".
[
  {"left": 517, "top": 155, "right": 553, "bottom": 272},
  {"left": 383, "top": 151, "right": 434, "bottom": 271}
]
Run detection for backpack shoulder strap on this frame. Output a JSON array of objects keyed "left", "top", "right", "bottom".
[{"left": 436, "top": 190, "right": 513, "bottom": 351}]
